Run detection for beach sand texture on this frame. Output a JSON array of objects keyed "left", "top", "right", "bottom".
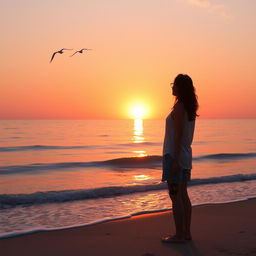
[{"left": 1, "top": 199, "right": 256, "bottom": 256}]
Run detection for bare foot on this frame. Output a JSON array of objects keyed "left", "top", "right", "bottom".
[{"left": 161, "top": 235, "right": 186, "bottom": 243}]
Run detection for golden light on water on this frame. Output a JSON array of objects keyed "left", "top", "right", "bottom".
[
  {"left": 132, "top": 150, "right": 147, "bottom": 157},
  {"left": 134, "top": 174, "right": 151, "bottom": 181},
  {"left": 134, "top": 119, "right": 143, "bottom": 134},
  {"left": 133, "top": 119, "right": 144, "bottom": 143},
  {"left": 132, "top": 119, "right": 147, "bottom": 156}
]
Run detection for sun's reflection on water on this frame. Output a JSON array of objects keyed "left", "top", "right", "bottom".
[
  {"left": 132, "top": 150, "right": 147, "bottom": 157},
  {"left": 132, "top": 119, "right": 148, "bottom": 157},
  {"left": 134, "top": 174, "right": 151, "bottom": 181},
  {"left": 133, "top": 119, "right": 144, "bottom": 143}
]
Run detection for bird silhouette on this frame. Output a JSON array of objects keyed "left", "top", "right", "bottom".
[
  {"left": 70, "top": 48, "right": 92, "bottom": 57},
  {"left": 50, "top": 48, "right": 73, "bottom": 63}
]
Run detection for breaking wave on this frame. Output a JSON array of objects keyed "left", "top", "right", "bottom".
[
  {"left": 1, "top": 173, "right": 256, "bottom": 208},
  {"left": 0, "top": 153, "right": 256, "bottom": 175}
]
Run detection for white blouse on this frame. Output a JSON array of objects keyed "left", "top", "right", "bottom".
[{"left": 163, "top": 110, "right": 195, "bottom": 169}]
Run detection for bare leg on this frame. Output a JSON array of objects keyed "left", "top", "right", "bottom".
[
  {"left": 167, "top": 182, "right": 185, "bottom": 238},
  {"left": 181, "top": 182, "right": 192, "bottom": 239}
]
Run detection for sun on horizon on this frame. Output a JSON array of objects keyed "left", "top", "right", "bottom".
[{"left": 128, "top": 103, "right": 149, "bottom": 119}]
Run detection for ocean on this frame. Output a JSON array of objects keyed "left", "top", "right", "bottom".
[{"left": 0, "top": 119, "right": 256, "bottom": 238}]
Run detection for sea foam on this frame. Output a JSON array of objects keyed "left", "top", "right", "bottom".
[{"left": 1, "top": 173, "right": 256, "bottom": 208}]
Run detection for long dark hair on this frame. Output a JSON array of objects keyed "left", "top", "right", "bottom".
[{"left": 173, "top": 74, "right": 199, "bottom": 121}]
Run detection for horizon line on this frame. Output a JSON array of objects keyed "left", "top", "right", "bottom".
[{"left": 0, "top": 117, "right": 256, "bottom": 121}]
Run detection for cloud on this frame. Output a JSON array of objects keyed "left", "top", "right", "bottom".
[
  {"left": 187, "top": 0, "right": 210, "bottom": 8},
  {"left": 185, "top": 0, "right": 232, "bottom": 19}
]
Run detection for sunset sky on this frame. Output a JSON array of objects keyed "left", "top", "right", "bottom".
[{"left": 1, "top": 0, "right": 255, "bottom": 119}]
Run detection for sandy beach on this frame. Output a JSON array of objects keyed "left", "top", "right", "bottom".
[{"left": 1, "top": 198, "right": 256, "bottom": 256}]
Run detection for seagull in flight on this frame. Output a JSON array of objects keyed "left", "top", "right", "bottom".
[
  {"left": 70, "top": 48, "right": 93, "bottom": 57},
  {"left": 50, "top": 48, "right": 73, "bottom": 63}
]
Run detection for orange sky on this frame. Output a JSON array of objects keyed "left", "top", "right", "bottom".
[{"left": 1, "top": 0, "right": 256, "bottom": 119}]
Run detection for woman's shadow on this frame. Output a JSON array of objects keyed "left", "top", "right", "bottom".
[{"left": 162, "top": 240, "right": 203, "bottom": 256}]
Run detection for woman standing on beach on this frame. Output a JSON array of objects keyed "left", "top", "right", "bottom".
[{"left": 161, "top": 74, "right": 198, "bottom": 243}]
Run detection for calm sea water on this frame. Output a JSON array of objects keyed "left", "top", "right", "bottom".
[{"left": 0, "top": 119, "right": 256, "bottom": 238}]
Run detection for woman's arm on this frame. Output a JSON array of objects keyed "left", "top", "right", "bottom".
[{"left": 172, "top": 102, "right": 186, "bottom": 173}]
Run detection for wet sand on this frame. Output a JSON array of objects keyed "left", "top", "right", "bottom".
[{"left": 1, "top": 199, "right": 256, "bottom": 256}]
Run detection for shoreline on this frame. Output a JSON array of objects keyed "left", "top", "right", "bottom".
[
  {"left": 1, "top": 196, "right": 255, "bottom": 240},
  {"left": 1, "top": 198, "right": 256, "bottom": 256},
  {"left": 1, "top": 196, "right": 255, "bottom": 239}
]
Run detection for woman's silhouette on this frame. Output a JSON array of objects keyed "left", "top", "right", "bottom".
[{"left": 161, "top": 74, "right": 199, "bottom": 243}]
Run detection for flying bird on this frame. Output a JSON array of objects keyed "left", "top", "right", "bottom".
[
  {"left": 70, "top": 48, "right": 93, "bottom": 57},
  {"left": 50, "top": 48, "right": 73, "bottom": 63}
]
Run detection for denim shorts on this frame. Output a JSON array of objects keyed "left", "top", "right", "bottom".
[{"left": 162, "top": 154, "right": 191, "bottom": 184}]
